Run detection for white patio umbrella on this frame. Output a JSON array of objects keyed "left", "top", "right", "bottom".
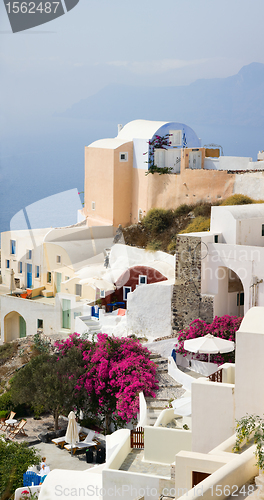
[
  {"left": 79, "top": 276, "right": 116, "bottom": 292},
  {"left": 65, "top": 411, "right": 79, "bottom": 456},
  {"left": 172, "top": 397, "right": 192, "bottom": 417},
  {"left": 184, "top": 334, "right": 235, "bottom": 363}
]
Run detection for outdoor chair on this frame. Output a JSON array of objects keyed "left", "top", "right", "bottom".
[
  {"left": 0, "top": 411, "right": 16, "bottom": 431},
  {"left": 23, "top": 471, "right": 41, "bottom": 486},
  {"left": 8, "top": 419, "right": 27, "bottom": 439},
  {"left": 64, "top": 430, "right": 99, "bottom": 454}
]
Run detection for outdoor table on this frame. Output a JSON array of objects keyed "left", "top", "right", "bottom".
[{"left": 5, "top": 418, "right": 17, "bottom": 427}]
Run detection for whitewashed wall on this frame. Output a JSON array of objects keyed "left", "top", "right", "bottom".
[
  {"left": 191, "top": 378, "right": 235, "bottom": 454},
  {"left": 127, "top": 283, "right": 173, "bottom": 340},
  {"left": 144, "top": 425, "right": 192, "bottom": 464},
  {"left": 204, "top": 156, "right": 260, "bottom": 171},
  {"left": 235, "top": 307, "right": 264, "bottom": 420}
]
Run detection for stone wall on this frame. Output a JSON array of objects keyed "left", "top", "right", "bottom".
[{"left": 172, "top": 235, "right": 214, "bottom": 334}]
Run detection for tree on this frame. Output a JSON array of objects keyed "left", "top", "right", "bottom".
[
  {"left": 56, "top": 333, "right": 158, "bottom": 433},
  {"left": 11, "top": 349, "right": 84, "bottom": 430},
  {"left": 0, "top": 438, "right": 40, "bottom": 500}
]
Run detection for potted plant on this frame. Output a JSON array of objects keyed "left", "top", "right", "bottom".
[
  {"left": 20, "top": 488, "right": 39, "bottom": 500},
  {"left": 233, "top": 414, "right": 264, "bottom": 470}
]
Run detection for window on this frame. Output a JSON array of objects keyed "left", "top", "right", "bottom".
[
  {"left": 10, "top": 240, "right": 16, "bottom": 255},
  {"left": 75, "top": 284, "right": 82, "bottom": 296},
  {"left": 237, "top": 292, "right": 244, "bottom": 306},
  {"left": 92, "top": 201, "right": 95, "bottom": 210},
  {"left": 138, "top": 275, "right": 147, "bottom": 285},
  {"left": 35, "top": 265, "right": 40, "bottom": 278},
  {"left": 65, "top": 276, "right": 70, "bottom": 281},
  {"left": 6, "top": 260, "right": 10, "bottom": 269},
  {"left": 18, "top": 261, "right": 22, "bottom": 273},
  {"left": 154, "top": 149, "right": 165, "bottom": 168},
  {"left": 169, "top": 130, "right": 181, "bottom": 146},
  {"left": 214, "top": 235, "right": 219, "bottom": 243},
  {"left": 123, "top": 286, "right": 132, "bottom": 301},
  {"left": 262, "top": 224, "right": 264, "bottom": 236},
  {"left": 119, "top": 152, "right": 128, "bottom": 162},
  {"left": 27, "top": 249, "right": 32, "bottom": 260},
  {"left": 56, "top": 255, "right": 61, "bottom": 264},
  {"left": 100, "top": 290, "right": 105, "bottom": 298},
  {"left": 47, "top": 272, "right": 52, "bottom": 284},
  {"left": 37, "top": 319, "right": 43, "bottom": 330}
]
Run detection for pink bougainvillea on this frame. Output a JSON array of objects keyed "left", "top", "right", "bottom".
[
  {"left": 175, "top": 315, "right": 242, "bottom": 365},
  {"left": 56, "top": 333, "right": 158, "bottom": 430}
]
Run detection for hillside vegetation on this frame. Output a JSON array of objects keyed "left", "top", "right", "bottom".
[{"left": 122, "top": 195, "right": 264, "bottom": 253}]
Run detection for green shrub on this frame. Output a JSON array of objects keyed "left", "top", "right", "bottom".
[
  {"left": 0, "top": 410, "right": 8, "bottom": 420},
  {"left": 0, "top": 439, "right": 40, "bottom": 498},
  {"left": 0, "top": 391, "right": 13, "bottom": 412},
  {"left": 146, "top": 240, "right": 162, "bottom": 252},
  {"left": 142, "top": 208, "right": 174, "bottom": 234},
  {"left": 180, "top": 216, "right": 210, "bottom": 233},
  {"left": 31, "top": 403, "right": 45, "bottom": 419},
  {"left": 193, "top": 203, "right": 212, "bottom": 218},
  {"left": 33, "top": 332, "right": 50, "bottom": 354},
  {"left": 174, "top": 204, "right": 192, "bottom": 217},
  {"left": 221, "top": 194, "right": 254, "bottom": 206},
  {"left": 167, "top": 238, "right": 177, "bottom": 254},
  {"left": 0, "top": 343, "right": 17, "bottom": 364}
]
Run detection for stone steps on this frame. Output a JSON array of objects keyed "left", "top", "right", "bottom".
[{"left": 146, "top": 354, "right": 184, "bottom": 425}]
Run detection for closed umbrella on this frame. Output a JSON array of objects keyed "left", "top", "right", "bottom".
[
  {"left": 65, "top": 411, "right": 79, "bottom": 456},
  {"left": 184, "top": 334, "right": 234, "bottom": 363}
]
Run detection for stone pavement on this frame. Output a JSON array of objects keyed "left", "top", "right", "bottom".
[
  {"left": 119, "top": 449, "right": 171, "bottom": 477},
  {"left": 31, "top": 441, "right": 95, "bottom": 472}
]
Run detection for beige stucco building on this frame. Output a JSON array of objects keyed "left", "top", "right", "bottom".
[{"left": 84, "top": 119, "right": 264, "bottom": 227}]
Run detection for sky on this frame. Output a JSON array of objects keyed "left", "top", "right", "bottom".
[{"left": 1, "top": 0, "right": 264, "bottom": 232}]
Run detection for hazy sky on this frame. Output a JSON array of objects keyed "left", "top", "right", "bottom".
[
  {"left": 1, "top": 0, "right": 264, "bottom": 231},
  {"left": 1, "top": 0, "right": 264, "bottom": 131}
]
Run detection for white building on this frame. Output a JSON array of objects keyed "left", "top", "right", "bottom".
[
  {"left": 14, "top": 306, "right": 264, "bottom": 500},
  {"left": 0, "top": 224, "right": 122, "bottom": 341},
  {"left": 175, "top": 203, "right": 264, "bottom": 326}
]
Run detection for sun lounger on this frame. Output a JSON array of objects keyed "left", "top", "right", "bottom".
[
  {"left": 51, "top": 424, "right": 84, "bottom": 448},
  {"left": 8, "top": 419, "right": 27, "bottom": 439},
  {"left": 64, "top": 431, "right": 98, "bottom": 454}
]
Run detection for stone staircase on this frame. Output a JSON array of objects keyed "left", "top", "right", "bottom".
[
  {"left": 80, "top": 318, "right": 102, "bottom": 337},
  {"left": 146, "top": 353, "right": 184, "bottom": 425}
]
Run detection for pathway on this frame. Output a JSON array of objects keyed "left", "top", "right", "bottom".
[{"left": 147, "top": 353, "right": 185, "bottom": 424}]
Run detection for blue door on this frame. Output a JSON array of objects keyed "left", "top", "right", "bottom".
[{"left": 27, "top": 264, "right": 32, "bottom": 288}]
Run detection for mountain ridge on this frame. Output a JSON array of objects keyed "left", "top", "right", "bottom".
[{"left": 58, "top": 62, "right": 264, "bottom": 128}]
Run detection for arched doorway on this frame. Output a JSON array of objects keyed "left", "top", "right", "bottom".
[
  {"left": 4, "top": 312, "right": 26, "bottom": 342},
  {"left": 215, "top": 267, "right": 244, "bottom": 317}
]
